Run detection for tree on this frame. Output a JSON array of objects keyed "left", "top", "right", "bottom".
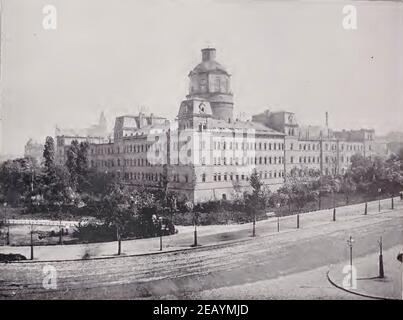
[
  {"left": 96, "top": 183, "right": 135, "bottom": 254},
  {"left": 87, "top": 184, "right": 166, "bottom": 255},
  {"left": 77, "top": 141, "right": 90, "bottom": 189},
  {"left": 0, "top": 157, "right": 40, "bottom": 205},
  {"left": 43, "top": 136, "right": 55, "bottom": 170},
  {"left": 250, "top": 170, "right": 263, "bottom": 200},
  {"left": 65, "top": 140, "right": 80, "bottom": 190},
  {"left": 348, "top": 154, "right": 375, "bottom": 194},
  {"left": 41, "top": 165, "right": 75, "bottom": 215},
  {"left": 278, "top": 169, "right": 318, "bottom": 214},
  {"left": 375, "top": 156, "right": 403, "bottom": 196},
  {"left": 339, "top": 172, "right": 356, "bottom": 205},
  {"left": 245, "top": 170, "right": 266, "bottom": 236},
  {"left": 43, "top": 136, "right": 57, "bottom": 186},
  {"left": 347, "top": 154, "right": 403, "bottom": 197}
]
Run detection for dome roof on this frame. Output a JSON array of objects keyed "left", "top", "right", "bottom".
[
  {"left": 190, "top": 60, "right": 229, "bottom": 75},
  {"left": 189, "top": 48, "right": 230, "bottom": 76}
]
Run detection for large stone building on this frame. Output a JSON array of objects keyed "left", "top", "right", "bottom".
[{"left": 77, "top": 48, "right": 381, "bottom": 202}]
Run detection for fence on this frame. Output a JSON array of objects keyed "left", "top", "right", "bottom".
[{"left": 3, "top": 219, "right": 78, "bottom": 228}]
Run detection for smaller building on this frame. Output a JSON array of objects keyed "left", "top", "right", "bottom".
[{"left": 54, "top": 112, "right": 111, "bottom": 165}]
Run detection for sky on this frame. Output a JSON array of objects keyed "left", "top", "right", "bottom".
[{"left": 1, "top": 0, "right": 402, "bottom": 156}]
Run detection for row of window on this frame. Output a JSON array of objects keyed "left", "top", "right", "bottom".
[
  {"left": 213, "top": 141, "right": 284, "bottom": 151},
  {"left": 210, "top": 171, "right": 285, "bottom": 182},
  {"left": 90, "top": 140, "right": 371, "bottom": 156},
  {"left": 213, "top": 156, "right": 284, "bottom": 166},
  {"left": 91, "top": 157, "right": 152, "bottom": 168},
  {"left": 91, "top": 143, "right": 156, "bottom": 156},
  {"left": 290, "top": 155, "right": 357, "bottom": 164},
  {"left": 91, "top": 152, "right": 359, "bottom": 169},
  {"left": 295, "top": 142, "right": 368, "bottom": 152},
  {"left": 121, "top": 172, "right": 190, "bottom": 183}
]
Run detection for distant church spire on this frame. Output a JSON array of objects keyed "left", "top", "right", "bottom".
[{"left": 99, "top": 111, "right": 107, "bottom": 127}]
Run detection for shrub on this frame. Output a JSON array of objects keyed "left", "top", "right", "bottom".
[
  {"left": 0, "top": 253, "right": 27, "bottom": 262},
  {"left": 73, "top": 217, "right": 177, "bottom": 243},
  {"left": 73, "top": 223, "right": 116, "bottom": 243}
]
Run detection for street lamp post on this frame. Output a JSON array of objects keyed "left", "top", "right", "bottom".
[
  {"left": 378, "top": 236, "right": 384, "bottom": 278},
  {"left": 347, "top": 236, "right": 354, "bottom": 287},
  {"left": 296, "top": 213, "right": 300, "bottom": 229},
  {"left": 364, "top": 202, "right": 368, "bottom": 215},
  {"left": 378, "top": 188, "right": 382, "bottom": 212},
  {"left": 185, "top": 201, "right": 198, "bottom": 247},
  {"left": 3, "top": 202, "right": 9, "bottom": 245},
  {"left": 252, "top": 212, "right": 256, "bottom": 238},
  {"left": 391, "top": 196, "right": 394, "bottom": 210},
  {"left": 276, "top": 203, "right": 280, "bottom": 232},
  {"left": 55, "top": 202, "right": 63, "bottom": 245},
  {"left": 159, "top": 217, "right": 163, "bottom": 251},
  {"left": 59, "top": 221, "right": 63, "bottom": 245},
  {"left": 193, "top": 211, "right": 198, "bottom": 247},
  {"left": 30, "top": 224, "right": 34, "bottom": 260},
  {"left": 332, "top": 186, "right": 337, "bottom": 221},
  {"left": 117, "top": 225, "right": 121, "bottom": 256}
]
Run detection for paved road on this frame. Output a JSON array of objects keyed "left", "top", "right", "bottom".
[
  {"left": 0, "top": 207, "right": 401, "bottom": 299},
  {"left": 1, "top": 197, "right": 399, "bottom": 261}
]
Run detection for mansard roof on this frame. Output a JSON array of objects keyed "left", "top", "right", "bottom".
[{"left": 208, "top": 118, "right": 285, "bottom": 136}]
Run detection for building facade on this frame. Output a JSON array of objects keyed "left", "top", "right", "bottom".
[
  {"left": 55, "top": 112, "right": 110, "bottom": 165},
  {"left": 76, "top": 48, "right": 382, "bottom": 203}
]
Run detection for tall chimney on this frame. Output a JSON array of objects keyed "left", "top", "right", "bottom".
[{"left": 325, "top": 111, "right": 329, "bottom": 127}]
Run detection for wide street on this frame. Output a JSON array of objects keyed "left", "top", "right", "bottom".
[{"left": 0, "top": 198, "right": 402, "bottom": 299}]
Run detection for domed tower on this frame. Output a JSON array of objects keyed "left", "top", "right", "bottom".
[{"left": 187, "top": 48, "right": 234, "bottom": 122}]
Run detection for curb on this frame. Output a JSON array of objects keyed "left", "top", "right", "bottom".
[
  {"left": 326, "top": 269, "right": 398, "bottom": 300},
  {"left": 1, "top": 232, "right": 261, "bottom": 265},
  {"left": 1, "top": 205, "right": 400, "bottom": 265},
  {"left": 2, "top": 221, "right": 305, "bottom": 264}
]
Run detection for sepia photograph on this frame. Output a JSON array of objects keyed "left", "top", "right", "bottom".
[{"left": 0, "top": 0, "right": 402, "bottom": 306}]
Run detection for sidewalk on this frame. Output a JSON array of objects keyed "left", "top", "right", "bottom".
[
  {"left": 327, "top": 245, "right": 403, "bottom": 300},
  {"left": 1, "top": 197, "right": 402, "bottom": 262}
]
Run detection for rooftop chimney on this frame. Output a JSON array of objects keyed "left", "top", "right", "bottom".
[
  {"left": 325, "top": 111, "right": 329, "bottom": 127},
  {"left": 201, "top": 48, "right": 216, "bottom": 62}
]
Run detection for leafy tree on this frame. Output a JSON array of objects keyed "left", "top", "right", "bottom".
[
  {"left": 76, "top": 141, "right": 90, "bottom": 191},
  {"left": 278, "top": 169, "right": 318, "bottom": 213},
  {"left": 43, "top": 136, "right": 55, "bottom": 170},
  {"left": 43, "top": 136, "right": 57, "bottom": 186},
  {"left": 65, "top": 140, "right": 80, "bottom": 190},
  {"left": 245, "top": 170, "right": 264, "bottom": 213},
  {"left": 41, "top": 165, "right": 75, "bottom": 215},
  {"left": 0, "top": 157, "right": 40, "bottom": 205},
  {"left": 348, "top": 154, "right": 375, "bottom": 193},
  {"left": 375, "top": 156, "right": 403, "bottom": 196},
  {"left": 339, "top": 172, "right": 356, "bottom": 205},
  {"left": 243, "top": 170, "right": 268, "bottom": 236}
]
